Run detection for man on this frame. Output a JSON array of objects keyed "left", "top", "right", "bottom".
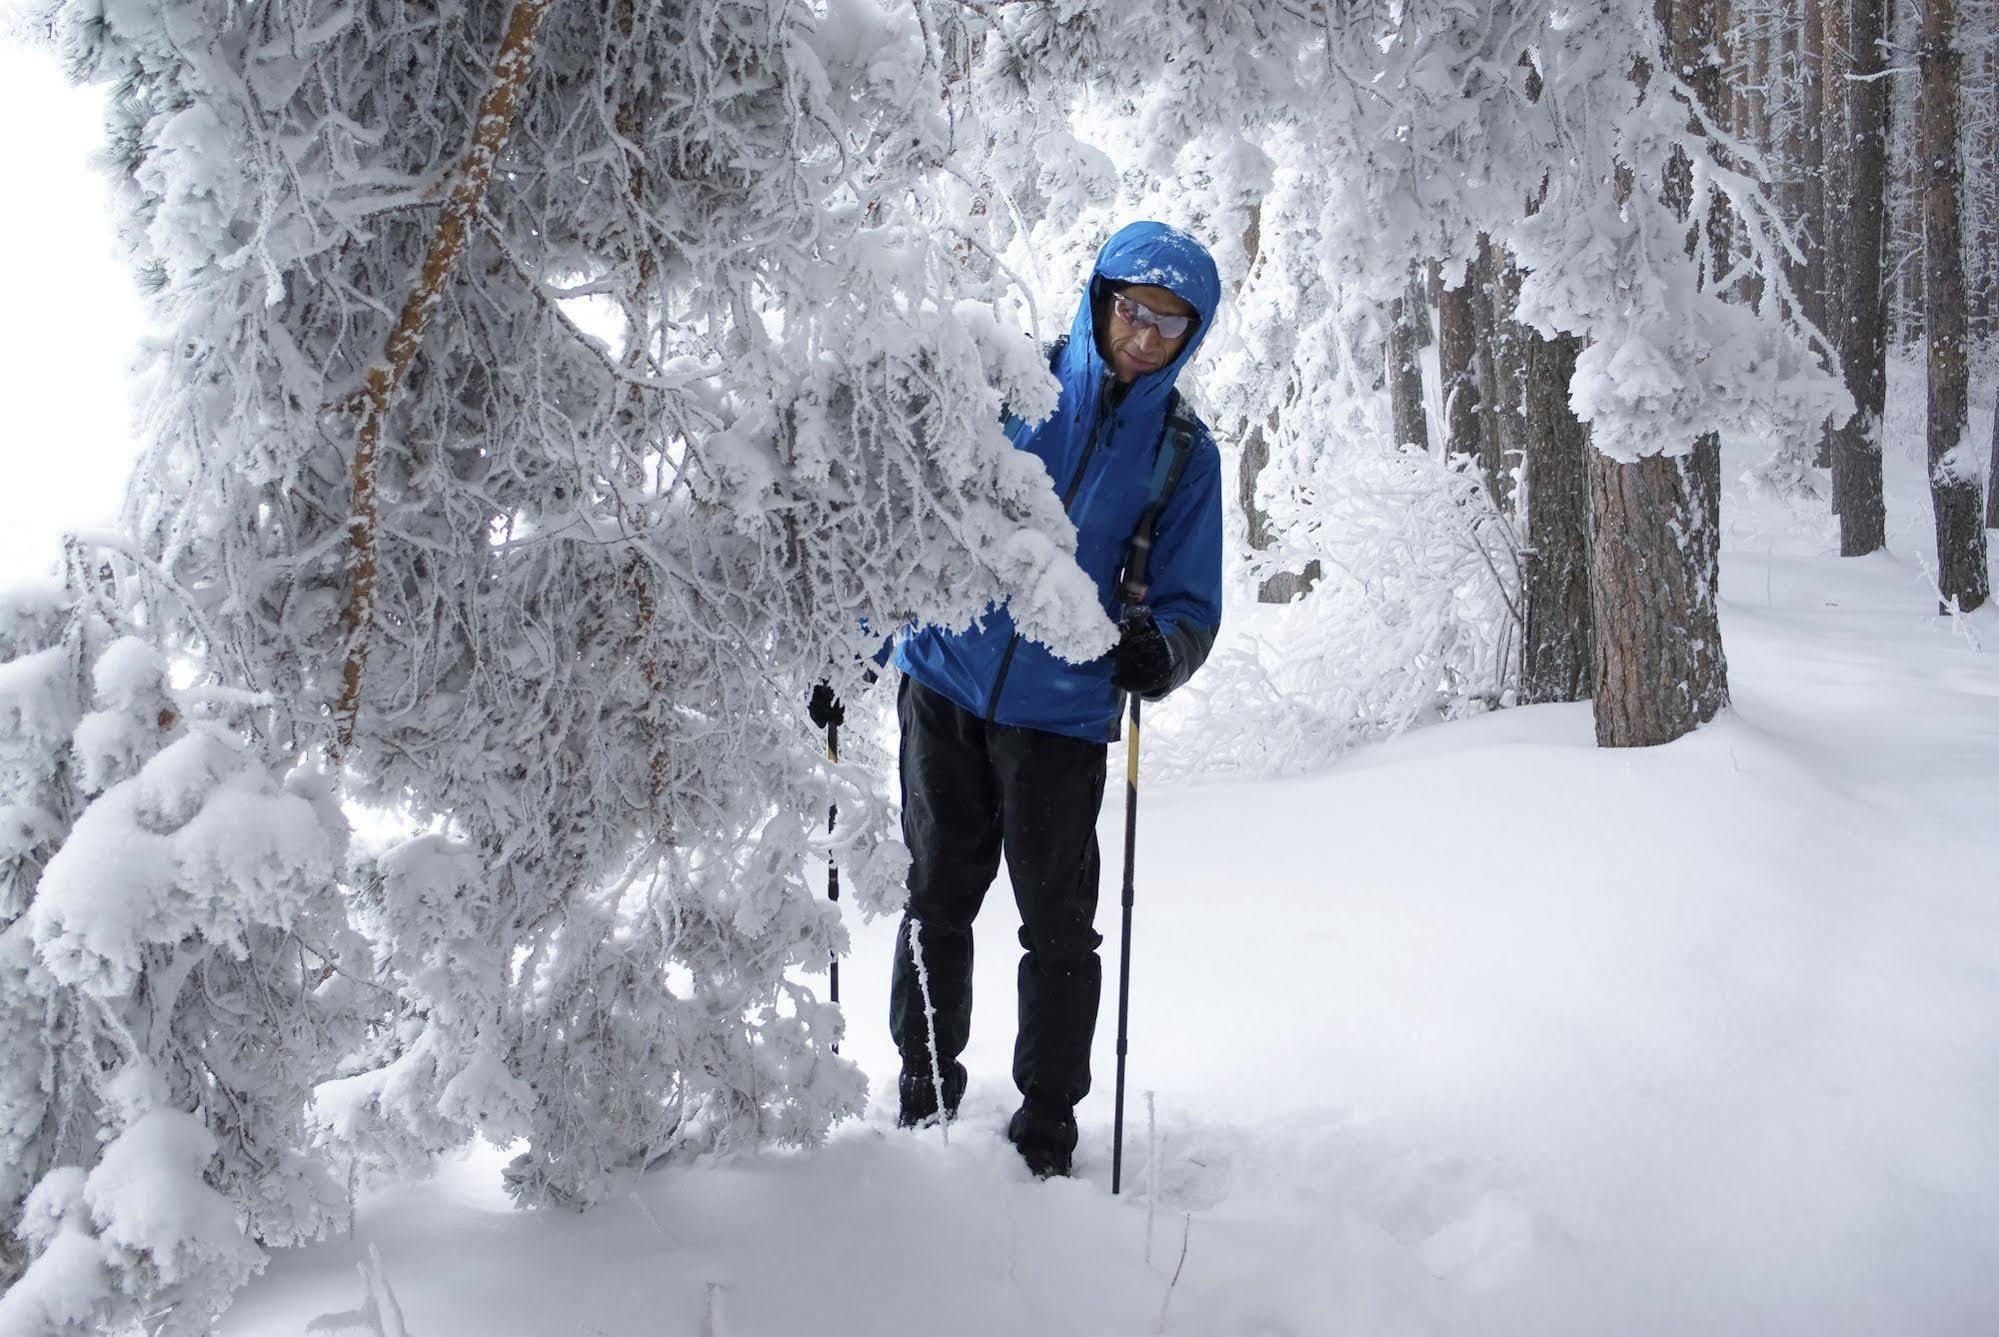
[{"left": 852, "top": 221, "right": 1225, "bottom": 1178}]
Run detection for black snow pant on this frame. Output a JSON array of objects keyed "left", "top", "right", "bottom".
[{"left": 889, "top": 675, "right": 1109, "bottom": 1108}]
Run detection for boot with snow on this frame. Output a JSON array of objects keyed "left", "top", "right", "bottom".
[
  {"left": 896, "top": 1060, "right": 966, "bottom": 1129},
  {"left": 1006, "top": 1093, "right": 1077, "bottom": 1178}
]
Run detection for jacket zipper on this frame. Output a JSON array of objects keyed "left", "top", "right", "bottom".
[{"left": 985, "top": 377, "right": 1117, "bottom": 723}]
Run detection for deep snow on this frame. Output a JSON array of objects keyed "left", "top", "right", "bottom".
[
  {"left": 4, "top": 41, "right": 1994, "bottom": 1332},
  {"left": 214, "top": 443, "right": 1999, "bottom": 1336}
]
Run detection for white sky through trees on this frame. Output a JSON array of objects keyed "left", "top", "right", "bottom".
[{"left": 0, "top": 40, "right": 144, "bottom": 578}]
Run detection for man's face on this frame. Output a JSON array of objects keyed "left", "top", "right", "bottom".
[{"left": 1100, "top": 283, "right": 1197, "bottom": 383}]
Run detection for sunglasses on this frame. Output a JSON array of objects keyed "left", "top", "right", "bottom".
[{"left": 1111, "top": 291, "right": 1196, "bottom": 341}]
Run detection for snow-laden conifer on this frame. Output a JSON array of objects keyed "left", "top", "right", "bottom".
[
  {"left": 0, "top": 560, "right": 365, "bottom": 1333},
  {"left": 48, "top": 0, "right": 1116, "bottom": 1216}
]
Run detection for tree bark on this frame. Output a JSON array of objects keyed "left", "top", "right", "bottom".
[
  {"left": 1986, "top": 384, "right": 1999, "bottom": 531},
  {"left": 1521, "top": 331, "right": 1594, "bottom": 704},
  {"left": 1920, "top": 0, "right": 1992, "bottom": 611},
  {"left": 333, "top": 0, "right": 556, "bottom": 759},
  {"left": 1586, "top": 451, "right": 1730, "bottom": 745},
  {"left": 1739, "top": 0, "right": 1771, "bottom": 307},
  {"left": 1583, "top": 0, "right": 1733, "bottom": 747},
  {"left": 1831, "top": 0, "right": 1889, "bottom": 554},
  {"left": 1973, "top": 24, "right": 1999, "bottom": 346},
  {"left": 1438, "top": 263, "right": 1483, "bottom": 469},
  {"left": 1667, "top": 0, "right": 1728, "bottom": 580},
  {"left": 1818, "top": 0, "right": 1852, "bottom": 468},
  {"left": 1801, "top": 0, "right": 1832, "bottom": 466},
  {"left": 1472, "top": 241, "right": 1525, "bottom": 513},
  {"left": 1386, "top": 268, "right": 1431, "bottom": 453}
]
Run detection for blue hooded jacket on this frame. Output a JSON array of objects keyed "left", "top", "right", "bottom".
[{"left": 895, "top": 222, "right": 1226, "bottom": 742}]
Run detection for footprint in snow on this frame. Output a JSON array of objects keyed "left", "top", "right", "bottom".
[{"left": 1349, "top": 1149, "right": 1537, "bottom": 1288}]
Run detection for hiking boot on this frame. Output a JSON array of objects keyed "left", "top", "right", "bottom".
[
  {"left": 1006, "top": 1094, "right": 1077, "bottom": 1178},
  {"left": 896, "top": 1061, "right": 967, "bottom": 1129}
]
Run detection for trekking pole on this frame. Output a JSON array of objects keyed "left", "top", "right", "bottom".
[
  {"left": 1111, "top": 690, "right": 1140, "bottom": 1195},
  {"left": 826, "top": 717, "right": 840, "bottom": 1051}
]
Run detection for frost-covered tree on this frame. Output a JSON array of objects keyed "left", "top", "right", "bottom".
[
  {"left": 0, "top": 555, "right": 364, "bottom": 1334},
  {"left": 48, "top": 0, "right": 1116, "bottom": 1219},
  {"left": 942, "top": 0, "right": 1840, "bottom": 749}
]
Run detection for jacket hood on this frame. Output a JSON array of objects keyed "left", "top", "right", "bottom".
[{"left": 1060, "top": 220, "right": 1222, "bottom": 417}]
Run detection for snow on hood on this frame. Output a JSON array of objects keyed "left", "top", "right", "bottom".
[{"left": 1062, "top": 220, "right": 1222, "bottom": 412}]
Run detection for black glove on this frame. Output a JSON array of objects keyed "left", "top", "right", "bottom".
[
  {"left": 1110, "top": 607, "right": 1176, "bottom": 698},
  {"left": 808, "top": 681, "right": 845, "bottom": 729}
]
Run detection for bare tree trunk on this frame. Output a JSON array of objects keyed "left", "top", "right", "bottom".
[
  {"left": 1740, "top": 1, "right": 1772, "bottom": 307},
  {"left": 1832, "top": 0, "right": 1890, "bottom": 554},
  {"left": 1802, "top": 0, "right": 1832, "bottom": 465},
  {"left": 1472, "top": 241, "right": 1526, "bottom": 513},
  {"left": 1521, "top": 331, "right": 1594, "bottom": 704},
  {"left": 1778, "top": 9, "right": 1809, "bottom": 295},
  {"left": 1893, "top": 0, "right": 1930, "bottom": 344},
  {"left": 1387, "top": 268, "right": 1432, "bottom": 452},
  {"left": 1681, "top": 0, "right": 1729, "bottom": 571},
  {"left": 1921, "top": 0, "right": 1993, "bottom": 611},
  {"left": 1975, "top": 23, "right": 1999, "bottom": 346},
  {"left": 1586, "top": 451, "right": 1729, "bottom": 744},
  {"left": 334, "top": 0, "right": 556, "bottom": 760},
  {"left": 1438, "top": 263, "right": 1483, "bottom": 469},
  {"left": 1822, "top": 0, "right": 1852, "bottom": 329},
  {"left": 1986, "top": 384, "right": 1999, "bottom": 530},
  {"left": 1819, "top": 0, "right": 1852, "bottom": 467}
]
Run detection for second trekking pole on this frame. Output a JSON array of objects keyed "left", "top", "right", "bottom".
[{"left": 1111, "top": 691, "right": 1141, "bottom": 1195}]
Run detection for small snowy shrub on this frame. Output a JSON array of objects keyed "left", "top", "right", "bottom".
[
  {"left": 0, "top": 567, "right": 366, "bottom": 1334},
  {"left": 1150, "top": 443, "right": 1521, "bottom": 782}
]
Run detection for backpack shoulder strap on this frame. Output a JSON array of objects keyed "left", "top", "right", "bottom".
[{"left": 1119, "top": 396, "right": 1201, "bottom": 606}]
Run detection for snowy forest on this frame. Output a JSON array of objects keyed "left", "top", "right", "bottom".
[{"left": 0, "top": 0, "right": 1995, "bottom": 1332}]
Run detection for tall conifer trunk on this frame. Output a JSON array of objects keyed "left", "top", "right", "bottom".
[
  {"left": 1584, "top": 0, "right": 1732, "bottom": 747},
  {"left": 1387, "top": 268, "right": 1432, "bottom": 453},
  {"left": 1985, "top": 386, "right": 1999, "bottom": 531},
  {"left": 1832, "top": 0, "right": 1889, "bottom": 554},
  {"left": 1920, "top": 0, "right": 1992, "bottom": 610},
  {"left": 1521, "top": 331, "right": 1594, "bottom": 704},
  {"left": 1802, "top": 0, "right": 1832, "bottom": 466},
  {"left": 1586, "top": 452, "right": 1728, "bottom": 744},
  {"left": 1439, "top": 265, "right": 1483, "bottom": 471},
  {"left": 1473, "top": 240, "right": 1526, "bottom": 514}
]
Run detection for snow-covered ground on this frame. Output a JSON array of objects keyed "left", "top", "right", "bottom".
[
  {"left": 7, "top": 42, "right": 1995, "bottom": 1335},
  {"left": 214, "top": 436, "right": 1999, "bottom": 1335}
]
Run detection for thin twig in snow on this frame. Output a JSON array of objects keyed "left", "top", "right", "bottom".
[{"left": 1155, "top": 1212, "right": 1192, "bottom": 1334}]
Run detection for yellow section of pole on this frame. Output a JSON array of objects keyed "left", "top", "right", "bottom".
[{"left": 1126, "top": 706, "right": 1141, "bottom": 787}]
